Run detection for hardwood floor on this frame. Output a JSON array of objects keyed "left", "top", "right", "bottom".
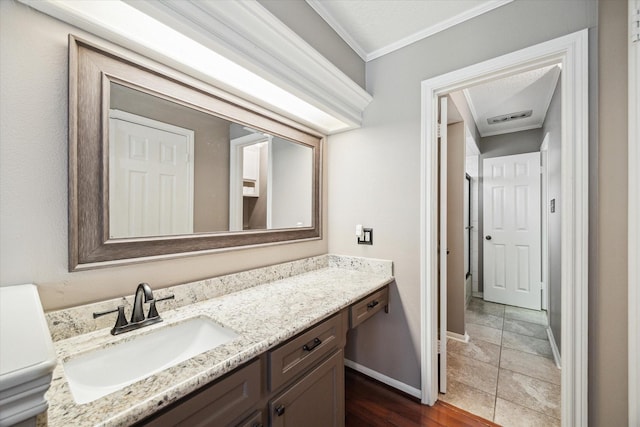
[{"left": 345, "top": 368, "right": 500, "bottom": 427}]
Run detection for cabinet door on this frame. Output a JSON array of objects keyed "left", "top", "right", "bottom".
[
  {"left": 237, "top": 410, "right": 265, "bottom": 427},
  {"left": 270, "top": 350, "right": 344, "bottom": 427},
  {"left": 140, "top": 359, "right": 261, "bottom": 427}
]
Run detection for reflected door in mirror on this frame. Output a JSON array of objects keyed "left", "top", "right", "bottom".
[{"left": 109, "top": 110, "right": 194, "bottom": 238}]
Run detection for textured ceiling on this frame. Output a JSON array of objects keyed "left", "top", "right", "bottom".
[
  {"left": 302, "top": 0, "right": 558, "bottom": 138},
  {"left": 305, "top": 0, "right": 513, "bottom": 61},
  {"left": 463, "top": 65, "right": 561, "bottom": 137}
]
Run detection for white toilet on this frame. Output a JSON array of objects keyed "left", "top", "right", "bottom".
[{"left": 0, "top": 284, "right": 56, "bottom": 427}]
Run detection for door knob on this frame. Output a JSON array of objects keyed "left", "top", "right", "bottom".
[{"left": 485, "top": 235, "right": 492, "bottom": 240}]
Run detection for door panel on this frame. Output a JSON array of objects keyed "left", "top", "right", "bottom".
[
  {"left": 483, "top": 152, "right": 541, "bottom": 310},
  {"left": 270, "top": 350, "right": 344, "bottom": 427},
  {"left": 109, "top": 111, "right": 194, "bottom": 238}
]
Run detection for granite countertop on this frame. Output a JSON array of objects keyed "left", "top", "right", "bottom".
[{"left": 43, "top": 255, "right": 393, "bottom": 426}]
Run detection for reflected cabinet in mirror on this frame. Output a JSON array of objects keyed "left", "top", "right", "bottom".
[{"left": 69, "top": 36, "right": 322, "bottom": 270}]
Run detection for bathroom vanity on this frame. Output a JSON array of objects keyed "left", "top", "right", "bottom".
[
  {"left": 140, "top": 286, "right": 387, "bottom": 427},
  {"left": 43, "top": 255, "right": 393, "bottom": 426}
]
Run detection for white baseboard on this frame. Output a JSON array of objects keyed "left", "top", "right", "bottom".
[
  {"left": 472, "top": 291, "right": 483, "bottom": 298},
  {"left": 547, "top": 327, "right": 562, "bottom": 369},
  {"left": 446, "top": 331, "right": 470, "bottom": 343},
  {"left": 344, "top": 359, "right": 421, "bottom": 399}
]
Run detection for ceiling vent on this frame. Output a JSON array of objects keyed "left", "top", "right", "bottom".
[{"left": 487, "top": 110, "right": 533, "bottom": 125}]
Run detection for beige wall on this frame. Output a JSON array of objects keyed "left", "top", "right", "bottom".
[
  {"left": 446, "top": 122, "right": 466, "bottom": 336},
  {"left": 0, "top": 0, "right": 328, "bottom": 310},
  {"left": 542, "top": 77, "right": 562, "bottom": 351},
  {"left": 331, "top": 0, "right": 598, "bottom": 386},
  {"left": 449, "top": 91, "right": 481, "bottom": 144},
  {"left": 591, "top": 0, "right": 629, "bottom": 424}
]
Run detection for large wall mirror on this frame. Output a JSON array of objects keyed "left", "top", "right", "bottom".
[{"left": 69, "top": 36, "right": 322, "bottom": 271}]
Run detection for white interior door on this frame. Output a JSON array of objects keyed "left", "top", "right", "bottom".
[
  {"left": 109, "top": 110, "right": 194, "bottom": 238},
  {"left": 438, "top": 96, "right": 448, "bottom": 394},
  {"left": 483, "top": 152, "right": 541, "bottom": 310}
]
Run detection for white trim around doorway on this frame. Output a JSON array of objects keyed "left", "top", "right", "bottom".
[
  {"left": 420, "top": 29, "right": 589, "bottom": 427},
  {"left": 628, "top": 0, "right": 639, "bottom": 424}
]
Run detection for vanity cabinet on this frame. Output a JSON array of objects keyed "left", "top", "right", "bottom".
[
  {"left": 269, "top": 350, "right": 344, "bottom": 427},
  {"left": 267, "top": 313, "right": 345, "bottom": 427},
  {"left": 237, "top": 410, "right": 265, "bottom": 427},
  {"left": 268, "top": 313, "right": 344, "bottom": 391},
  {"left": 136, "top": 285, "right": 388, "bottom": 427},
  {"left": 139, "top": 358, "right": 261, "bottom": 427},
  {"left": 349, "top": 286, "right": 389, "bottom": 328}
]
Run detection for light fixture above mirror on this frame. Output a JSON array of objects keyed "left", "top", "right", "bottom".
[{"left": 18, "top": 0, "right": 372, "bottom": 134}]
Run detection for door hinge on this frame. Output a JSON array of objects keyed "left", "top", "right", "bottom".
[
  {"left": 633, "top": 8, "right": 640, "bottom": 43},
  {"left": 437, "top": 124, "right": 442, "bottom": 138}
]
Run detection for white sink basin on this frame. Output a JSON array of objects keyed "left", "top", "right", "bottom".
[{"left": 63, "top": 317, "right": 238, "bottom": 404}]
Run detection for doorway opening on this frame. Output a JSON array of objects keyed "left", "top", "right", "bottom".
[
  {"left": 437, "top": 66, "right": 561, "bottom": 422},
  {"left": 420, "top": 29, "right": 589, "bottom": 426}
]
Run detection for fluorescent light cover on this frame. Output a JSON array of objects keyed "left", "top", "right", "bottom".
[{"left": 48, "top": 0, "right": 348, "bottom": 132}]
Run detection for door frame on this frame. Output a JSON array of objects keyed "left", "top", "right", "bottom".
[
  {"left": 628, "top": 0, "right": 639, "bottom": 423},
  {"left": 420, "top": 29, "right": 589, "bottom": 427},
  {"left": 540, "top": 133, "right": 550, "bottom": 311},
  {"left": 229, "top": 133, "right": 270, "bottom": 231},
  {"left": 438, "top": 96, "right": 448, "bottom": 394}
]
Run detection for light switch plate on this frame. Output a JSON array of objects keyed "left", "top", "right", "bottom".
[{"left": 357, "top": 228, "right": 373, "bottom": 245}]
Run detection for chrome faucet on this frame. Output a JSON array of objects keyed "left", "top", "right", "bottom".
[{"left": 93, "top": 283, "right": 175, "bottom": 335}]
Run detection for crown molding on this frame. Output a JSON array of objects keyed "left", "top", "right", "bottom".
[
  {"left": 18, "top": 0, "right": 371, "bottom": 134},
  {"left": 366, "top": 0, "right": 513, "bottom": 61},
  {"left": 305, "top": 0, "right": 369, "bottom": 61},
  {"left": 308, "top": 0, "right": 513, "bottom": 62},
  {"left": 125, "top": 0, "right": 371, "bottom": 132}
]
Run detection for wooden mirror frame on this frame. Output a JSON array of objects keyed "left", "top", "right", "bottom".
[{"left": 69, "top": 36, "right": 322, "bottom": 271}]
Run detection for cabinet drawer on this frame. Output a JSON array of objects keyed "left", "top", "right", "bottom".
[
  {"left": 270, "top": 349, "right": 344, "bottom": 427},
  {"left": 268, "top": 314, "right": 344, "bottom": 391},
  {"left": 349, "top": 286, "right": 389, "bottom": 328},
  {"left": 140, "top": 359, "right": 261, "bottom": 427}
]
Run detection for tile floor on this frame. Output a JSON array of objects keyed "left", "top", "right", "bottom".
[{"left": 439, "top": 297, "right": 561, "bottom": 426}]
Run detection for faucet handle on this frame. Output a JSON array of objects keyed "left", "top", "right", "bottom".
[
  {"left": 93, "top": 305, "right": 129, "bottom": 334},
  {"left": 147, "top": 294, "right": 175, "bottom": 319}
]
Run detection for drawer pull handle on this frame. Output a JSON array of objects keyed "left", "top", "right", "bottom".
[
  {"left": 275, "top": 405, "right": 286, "bottom": 416},
  {"left": 302, "top": 337, "right": 322, "bottom": 352},
  {"left": 367, "top": 300, "right": 380, "bottom": 310}
]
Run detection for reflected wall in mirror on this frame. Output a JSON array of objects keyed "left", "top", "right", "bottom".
[
  {"left": 228, "top": 124, "right": 312, "bottom": 232},
  {"left": 69, "top": 36, "right": 322, "bottom": 270}
]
